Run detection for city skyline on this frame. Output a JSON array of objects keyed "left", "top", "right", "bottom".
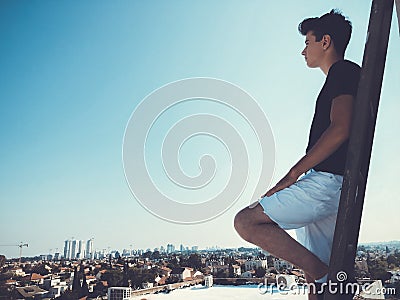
[
  {"left": 1, "top": 1, "right": 399, "bottom": 258},
  {"left": 3, "top": 238, "right": 400, "bottom": 260}
]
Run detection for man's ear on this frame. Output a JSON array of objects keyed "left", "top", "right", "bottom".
[{"left": 322, "top": 34, "right": 332, "bottom": 50}]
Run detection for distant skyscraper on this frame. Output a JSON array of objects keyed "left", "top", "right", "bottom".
[
  {"left": 167, "top": 244, "right": 175, "bottom": 254},
  {"left": 64, "top": 240, "right": 72, "bottom": 259},
  {"left": 77, "top": 240, "right": 86, "bottom": 259},
  {"left": 71, "top": 240, "right": 78, "bottom": 259},
  {"left": 86, "top": 238, "right": 94, "bottom": 259}
]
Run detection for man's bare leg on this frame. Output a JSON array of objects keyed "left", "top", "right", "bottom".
[{"left": 234, "top": 203, "right": 328, "bottom": 281}]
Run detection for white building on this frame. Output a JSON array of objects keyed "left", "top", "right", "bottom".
[
  {"left": 171, "top": 267, "right": 193, "bottom": 280},
  {"left": 204, "top": 275, "right": 213, "bottom": 287},
  {"left": 232, "top": 265, "right": 241, "bottom": 276},
  {"left": 64, "top": 240, "right": 72, "bottom": 260},
  {"left": 43, "top": 277, "right": 61, "bottom": 290},
  {"left": 77, "top": 240, "right": 86, "bottom": 259},
  {"left": 244, "top": 259, "right": 268, "bottom": 272},
  {"left": 108, "top": 287, "right": 132, "bottom": 300},
  {"left": 273, "top": 258, "right": 292, "bottom": 271},
  {"left": 49, "top": 284, "right": 68, "bottom": 298},
  {"left": 86, "top": 238, "right": 94, "bottom": 259},
  {"left": 71, "top": 240, "right": 78, "bottom": 259}
]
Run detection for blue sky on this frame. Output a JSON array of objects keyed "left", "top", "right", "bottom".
[{"left": 0, "top": 1, "right": 399, "bottom": 258}]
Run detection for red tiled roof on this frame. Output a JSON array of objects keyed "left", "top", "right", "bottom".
[
  {"left": 31, "top": 273, "right": 44, "bottom": 281},
  {"left": 5, "top": 279, "right": 17, "bottom": 284}
]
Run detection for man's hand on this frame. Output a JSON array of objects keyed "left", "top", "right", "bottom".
[{"left": 261, "top": 169, "right": 300, "bottom": 198}]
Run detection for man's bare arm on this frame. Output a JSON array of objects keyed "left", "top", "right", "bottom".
[{"left": 262, "top": 94, "right": 354, "bottom": 197}]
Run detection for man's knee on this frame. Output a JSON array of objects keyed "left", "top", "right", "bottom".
[
  {"left": 234, "top": 204, "right": 276, "bottom": 242},
  {"left": 234, "top": 204, "right": 272, "bottom": 237},
  {"left": 234, "top": 208, "right": 250, "bottom": 233},
  {"left": 234, "top": 209, "right": 253, "bottom": 241}
]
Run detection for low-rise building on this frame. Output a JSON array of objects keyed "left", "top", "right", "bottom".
[
  {"left": 48, "top": 282, "right": 69, "bottom": 298},
  {"left": 273, "top": 258, "right": 292, "bottom": 271},
  {"left": 170, "top": 267, "right": 193, "bottom": 281},
  {"left": 108, "top": 287, "right": 131, "bottom": 300},
  {"left": 16, "top": 286, "right": 48, "bottom": 299},
  {"left": 244, "top": 259, "right": 268, "bottom": 271},
  {"left": 232, "top": 264, "right": 241, "bottom": 276}
]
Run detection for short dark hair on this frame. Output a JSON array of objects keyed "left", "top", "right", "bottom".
[{"left": 298, "top": 9, "right": 352, "bottom": 57}]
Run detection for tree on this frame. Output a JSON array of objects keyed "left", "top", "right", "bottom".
[
  {"left": 185, "top": 254, "right": 202, "bottom": 269},
  {"left": 216, "top": 268, "right": 228, "bottom": 278},
  {"left": 228, "top": 263, "right": 234, "bottom": 278},
  {"left": 0, "top": 284, "right": 18, "bottom": 300},
  {"left": 101, "top": 270, "right": 124, "bottom": 287},
  {"left": 387, "top": 254, "right": 399, "bottom": 268},
  {"left": 223, "top": 256, "right": 238, "bottom": 266},
  {"left": 255, "top": 267, "right": 266, "bottom": 278},
  {"left": 258, "top": 252, "right": 266, "bottom": 260},
  {"left": 151, "top": 251, "right": 161, "bottom": 260},
  {"left": 31, "top": 263, "right": 49, "bottom": 276},
  {"left": 368, "top": 258, "right": 391, "bottom": 281},
  {"left": 358, "top": 245, "right": 366, "bottom": 252},
  {"left": 72, "top": 267, "right": 81, "bottom": 292},
  {"left": 0, "top": 255, "right": 6, "bottom": 268},
  {"left": 80, "top": 274, "right": 89, "bottom": 298},
  {"left": 166, "top": 256, "right": 179, "bottom": 269},
  {"left": 0, "top": 272, "right": 12, "bottom": 282},
  {"left": 126, "top": 268, "right": 157, "bottom": 289},
  {"left": 143, "top": 251, "right": 152, "bottom": 259}
]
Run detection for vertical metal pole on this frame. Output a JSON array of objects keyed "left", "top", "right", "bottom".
[{"left": 324, "top": 0, "right": 394, "bottom": 299}]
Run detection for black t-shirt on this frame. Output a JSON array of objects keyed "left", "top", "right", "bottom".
[{"left": 306, "top": 60, "right": 361, "bottom": 175}]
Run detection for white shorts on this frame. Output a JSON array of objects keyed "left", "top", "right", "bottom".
[{"left": 258, "top": 169, "right": 343, "bottom": 266}]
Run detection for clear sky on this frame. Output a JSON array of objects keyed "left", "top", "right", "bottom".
[{"left": 0, "top": 1, "right": 399, "bottom": 258}]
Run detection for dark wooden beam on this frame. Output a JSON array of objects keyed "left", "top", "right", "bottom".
[
  {"left": 396, "top": 0, "right": 400, "bottom": 34},
  {"left": 324, "top": 0, "right": 394, "bottom": 299}
]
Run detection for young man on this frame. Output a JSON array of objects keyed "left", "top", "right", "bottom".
[{"left": 234, "top": 9, "right": 361, "bottom": 300}]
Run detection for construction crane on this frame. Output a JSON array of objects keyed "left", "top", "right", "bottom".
[{"left": 0, "top": 242, "right": 29, "bottom": 264}]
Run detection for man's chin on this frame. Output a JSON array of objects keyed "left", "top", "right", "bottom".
[{"left": 306, "top": 62, "right": 318, "bottom": 68}]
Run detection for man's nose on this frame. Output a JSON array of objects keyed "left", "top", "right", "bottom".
[{"left": 301, "top": 48, "right": 306, "bottom": 56}]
